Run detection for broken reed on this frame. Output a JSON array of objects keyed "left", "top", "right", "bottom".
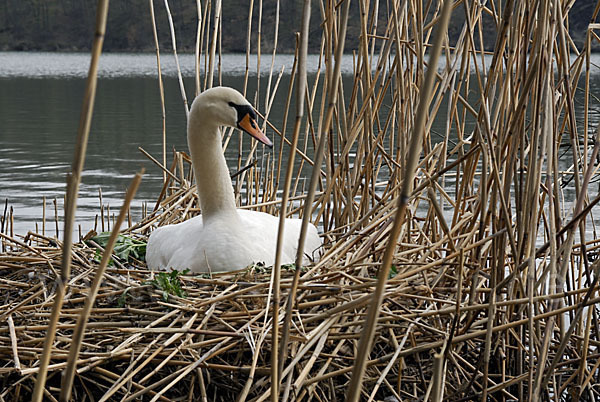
[{"left": 2, "top": 0, "right": 600, "bottom": 400}]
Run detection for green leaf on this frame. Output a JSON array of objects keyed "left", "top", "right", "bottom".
[
  {"left": 144, "top": 268, "right": 188, "bottom": 302},
  {"left": 117, "top": 289, "right": 130, "bottom": 307},
  {"left": 88, "top": 232, "right": 147, "bottom": 264},
  {"left": 388, "top": 264, "right": 398, "bottom": 279},
  {"left": 282, "top": 263, "right": 296, "bottom": 271}
]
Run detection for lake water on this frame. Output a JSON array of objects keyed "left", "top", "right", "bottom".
[
  {"left": 2, "top": 52, "right": 600, "bottom": 237},
  {"left": 0, "top": 52, "right": 352, "bottom": 236}
]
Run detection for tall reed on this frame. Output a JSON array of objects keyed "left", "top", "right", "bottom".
[{"left": 31, "top": 1, "right": 110, "bottom": 400}]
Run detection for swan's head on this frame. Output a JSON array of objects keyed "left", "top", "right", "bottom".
[{"left": 190, "top": 87, "right": 273, "bottom": 147}]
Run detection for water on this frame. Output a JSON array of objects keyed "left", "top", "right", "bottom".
[
  {"left": 0, "top": 52, "right": 317, "bottom": 236},
  {"left": 2, "top": 52, "right": 600, "bottom": 237},
  {"left": 0, "top": 52, "right": 345, "bottom": 78},
  {"left": 0, "top": 52, "right": 365, "bottom": 236}
]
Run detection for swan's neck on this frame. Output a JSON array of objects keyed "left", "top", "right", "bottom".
[{"left": 188, "top": 121, "right": 238, "bottom": 220}]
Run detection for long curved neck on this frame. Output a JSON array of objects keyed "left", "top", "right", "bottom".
[{"left": 187, "top": 120, "right": 238, "bottom": 220}]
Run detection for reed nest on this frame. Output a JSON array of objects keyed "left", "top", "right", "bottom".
[
  {"left": 0, "top": 172, "right": 466, "bottom": 402},
  {"left": 4, "top": 0, "right": 600, "bottom": 400},
  {"left": 1, "top": 149, "right": 600, "bottom": 401}
]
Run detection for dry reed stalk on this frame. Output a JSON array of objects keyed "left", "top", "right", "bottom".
[
  {"left": 163, "top": 0, "right": 189, "bottom": 116},
  {"left": 207, "top": 0, "right": 221, "bottom": 89},
  {"left": 346, "top": 0, "right": 454, "bottom": 399},
  {"left": 297, "top": 0, "right": 349, "bottom": 270},
  {"left": 0, "top": 199, "right": 6, "bottom": 253},
  {"left": 255, "top": 0, "right": 263, "bottom": 109},
  {"left": 7, "top": 314, "right": 20, "bottom": 373},
  {"left": 31, "top": 1, "right": 109, "bottom": 400},
  {"left": 198, "top": 0, "right": 205, "bottom": 96},
  {"left": 148, "top": 0, "right": 167, "bottom": 182},
  {"left": 272, "top": 1, "right": 311, "bottom": 397},
  {"left": 60, "top": 170, "right": 144, "bottom": 401},
  {"left": 42, "top": 196, "right": 46, "bottom": 237},
  {"left": 53, "top": 197, "right": 59, "bottom": 237}
]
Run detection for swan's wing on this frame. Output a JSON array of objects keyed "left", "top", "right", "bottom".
[
  {"left": 284, "top": 219, "right": 322, "bottom": 263},
  {"left": 236, "top": 210, "right": 281, "bottom": 265},
  {"left": 302, "top": 222, "right": 323, "bottom": 262},
  {"left": 237, "top": 210, "right": 322, "bottom": 265},
  {"left": 146, "top": 216, "right": 204, "bottom": 270}
]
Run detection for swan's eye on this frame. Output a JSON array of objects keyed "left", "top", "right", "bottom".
[{"left": 229, "top": 102, "right": 258, "bottom": 127}]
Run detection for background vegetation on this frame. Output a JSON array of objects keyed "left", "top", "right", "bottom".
[{"left": 1, "top": 0, "right": 598, "bottom": 53}]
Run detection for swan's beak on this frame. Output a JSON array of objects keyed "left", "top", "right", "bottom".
[{"left": 238, "top": 114, "right": 273, "bottom": 148}]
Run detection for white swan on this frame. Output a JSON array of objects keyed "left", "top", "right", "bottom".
[{"left": 146, "top": 87, "right": 322, "bottom": 273}]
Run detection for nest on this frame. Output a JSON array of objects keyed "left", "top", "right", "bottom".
[
  {"left": 0, "top": 232, "right": 453, "bottom": 401},
  {"left": 1, "top": 157, "right": 597, "bottom": 401},
  {"left": 4, "top": 1, "right": 600, "bottom": 398},
  {"left": 1, "top": 233, "right": 468, "bottom": 402}
]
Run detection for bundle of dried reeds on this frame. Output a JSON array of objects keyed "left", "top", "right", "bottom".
[{"left": 3, "top": 0, "right": 600, "bottom": 400}]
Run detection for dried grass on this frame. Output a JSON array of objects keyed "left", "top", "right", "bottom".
[{"left": 3, "top": 0, "right": 600, "bottom": 400}]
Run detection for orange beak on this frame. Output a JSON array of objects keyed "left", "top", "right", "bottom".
[{"left": 238, "top": 113, "right": 273, "bottom": 148}]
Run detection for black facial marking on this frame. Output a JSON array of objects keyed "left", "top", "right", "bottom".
[{"left": 228, "top": 102, "right": 257, "bottom": 125}]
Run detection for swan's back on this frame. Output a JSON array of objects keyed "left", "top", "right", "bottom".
[{"left": 146, "top": 210, "right": 321, "bottom": 272}]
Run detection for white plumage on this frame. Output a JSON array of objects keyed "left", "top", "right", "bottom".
[{"left": 146, "top": 87, "right": 321, "bottom": 273}]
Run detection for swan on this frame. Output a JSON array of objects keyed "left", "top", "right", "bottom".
[{"left": 146, "top": 87, "right": 322, "bottom": 273}]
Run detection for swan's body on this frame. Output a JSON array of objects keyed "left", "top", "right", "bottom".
[{"left": 146, "top": 87, "right": 321, "bottom": 273}]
